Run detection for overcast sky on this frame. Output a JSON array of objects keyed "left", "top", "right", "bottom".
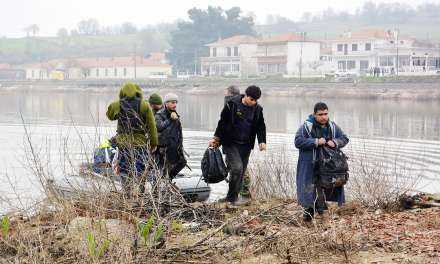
[{"left": 1, "top": 0, "right": 437, "bottom": 37}]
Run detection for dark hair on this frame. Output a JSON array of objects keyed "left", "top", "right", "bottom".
[
  {"left": 314, "top": 102, "right": 328, "bottom": 113},
  {"left": 245, "top": 85, "right": 261, "bottom": 100}
]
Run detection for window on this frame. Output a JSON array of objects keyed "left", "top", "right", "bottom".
[
  {"left": 347, "top": 60, "right": 356, "bottom": 69},
  {"left": 337, "top": 44, "right": 343, "bottom": 52},
  {"left": 105, "top": 68, "right": 108, "bottom": 76},
  {"left": 338, "top": 61, "right": 346, "bottom": 71},
  {"left": 380, "top": 56, "right": 394, "bottom": 67},
  {"left": 352, "top": 44, "right": 358, "bottom": 51},
  {"left": 233, "top": 46, "right": 239, "bottom": 56},
  {"left": 123, "top": 68, "right": 127, "bottom": 76},
  {"left": 212, "top": 47, "right": 217, "bottom": 57},
  {"left": 365, "top": 43, "right": 371, "bottom": 51},
  {"left": 96, "top": 69, "right": 99, "bottom": 77},
  {"left": 259, "top": 64, "right": 266, "bottom": 73},
  {"left": 232, "top": 64, "right": 240, "bottom": 72},
  {"left": 227, "top": 47, "right": 232, "bottom": 57},
  {"left": 360, "top": 60, "right": 369, "bottom": 70},
  {"left": 114, "top": 68, "right": 117, "bottom": 76},
  {"left": 31, "top": 70, "right": 34, "bottom": 78}
]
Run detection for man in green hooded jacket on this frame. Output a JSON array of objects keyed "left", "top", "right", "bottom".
[{"left": 106, "top": 83, "right": 158, "bottom": 193}]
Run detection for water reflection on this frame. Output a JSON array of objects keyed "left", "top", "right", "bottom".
[{"left": 0, "top": 90, "right": 439, "bottom": 140}]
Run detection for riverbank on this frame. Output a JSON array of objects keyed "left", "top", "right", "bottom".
[
  {"left": 1, "top": 76, "right": 440, "bottom": 100},
  {"left": 1, "top": 197, "right": 439, "bottom": 263}
]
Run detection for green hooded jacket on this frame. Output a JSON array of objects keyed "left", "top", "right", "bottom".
[{"left": 106, "top": 83, "right": 158, "bottom": 148}]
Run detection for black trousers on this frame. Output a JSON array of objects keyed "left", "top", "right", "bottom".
[{"left": 223, "top": 144, "right": 252, "bottom": 202}]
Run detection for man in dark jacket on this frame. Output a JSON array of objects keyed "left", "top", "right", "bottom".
[
  {"left": 106, "top": 83, "right": 158, "bottom": 194},
  {"left": 155, "top": 93, "right": 187, "bottom": 179},
  {"left": 148, "top": 93, "right": 163, "bottom": 115},
  {"left": 224, "top": 85, "right": 240, "bottom": 105},
  {"left": 295, "top": 102, "right": 349, "bottom": 221},
  {"left": 210, "top": 85, "right": 267, "bottom": 204}
]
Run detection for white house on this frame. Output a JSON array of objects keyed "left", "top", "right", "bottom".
[
  {"left": 200, "top": 35, "right": 259, "bottom": 77},
  {"left": 330, "top": 29, "right": 440, "bottom": 76},
  {"left": 256, "top": 33, "right": 322, "bottom": 77},
  {"left": 79, "top": 53, "right": 172, "bottom": 79}
]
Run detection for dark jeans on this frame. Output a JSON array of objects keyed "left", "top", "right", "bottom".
[
  {"left": 119, "top": 147, "right": 149, "bottom": 194},
  {"left": 223, "top": 144, "right": 252, "bottom": 202}
]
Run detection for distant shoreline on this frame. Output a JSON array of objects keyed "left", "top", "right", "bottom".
[{"left": 1, "top": 77, "right": 440, "bottom": 100}]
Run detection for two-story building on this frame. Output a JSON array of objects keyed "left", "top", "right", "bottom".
[
  {"left": 200, "top": 35, "right": 259, "bottom": 77},
  {"left": 256, "top": 33, "right": 321, "bottom": 77},
  {"left": 330, "top": 29, "right": 440, "bottom": 76},
  {"left": 201, "top": 33, "right": 322, "bottom": 78}
]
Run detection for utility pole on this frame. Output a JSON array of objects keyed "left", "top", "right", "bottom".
[
  {"left": 395, "top": 29, "right": 399, "bottom": 77},
  {"left": 134, "top": 43, "right": 137, "bottom": 79},
  {"left": 299, "top": 32, "right": 306, "bottom": 81}
]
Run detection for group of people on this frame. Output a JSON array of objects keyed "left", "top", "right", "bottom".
[
  {"left": 106, "top": 82, "right": 349, "bottom": 222},
  {"left": 106, "top": 83, "right": 186, "bottom": 194}
]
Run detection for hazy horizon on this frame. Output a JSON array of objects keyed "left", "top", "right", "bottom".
[{"left": 1, "top": 0, "right": 436, "bottom": 38}]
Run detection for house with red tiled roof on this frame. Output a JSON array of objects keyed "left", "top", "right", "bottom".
[
  {"left": 21, "top": 53, "right": 172, "bottom": 80},
  {"left": 201, "top": 33, "right": 323, "bottom": 77},
  {"left": 81, "top": 53, "right": 172, "bottom": 79},
  {"left": 200, "top": 35, "right": 260, "bottom": 77},
  {"left": 330, "top": 28, "right": 440, "bottom": 76}
]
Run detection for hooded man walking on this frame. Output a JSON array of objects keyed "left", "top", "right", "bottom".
[
  {"left": 210, "top": 85, "right": 266, "bottom": 205},
  {"left": 155, "top": 93, "right": 187, "bottom": 179},
  {"left": 106, "top": 83, "right": 158, "bottom": 194},
  {"left": 295, "top": 102, "right": 349, "bottom": 221}
]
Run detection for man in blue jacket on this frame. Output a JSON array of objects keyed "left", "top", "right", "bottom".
[{"left": 295, "top": 102, "right": 349, "bottom": 221}]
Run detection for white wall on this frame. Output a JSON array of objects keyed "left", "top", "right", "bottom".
[
  {"left": 286, "top": 42, "right": 321, "bottom": 76},
  {"left": 25, "top": 68, "right": 48, "bottom": 80},
  {"left": 87, "top": 66, "right": 172, "bottom": 79}
]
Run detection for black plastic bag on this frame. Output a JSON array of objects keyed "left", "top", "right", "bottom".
[
  {"left": 316, "top": 146, "right": 349, "bottom": 188},
  {"left": 201, "top": 147, "right": 228, "bottom": 184}
]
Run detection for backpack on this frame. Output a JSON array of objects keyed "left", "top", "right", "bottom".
[
  {"left": 316, "top": 146, "right": 349, "bottom": 188},
  {"left": 201, "top": 148, "right": 228, "bottom": 184}
]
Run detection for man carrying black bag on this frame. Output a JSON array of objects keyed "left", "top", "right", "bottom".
[
  {"left": 209, "top": 85, "right": 267, "bottom": 205},
  {"left": 294, "top": 102, "right": 349, "bottom": 221}
]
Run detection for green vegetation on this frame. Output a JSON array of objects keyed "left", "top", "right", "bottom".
[
  {"left": 1, "top": 215, "right": 10, "bottom": 239},
  {"left": 86, "top": 232, "right": 111, "bottom": 259}
]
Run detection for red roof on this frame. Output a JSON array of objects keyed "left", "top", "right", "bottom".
[
  {"left": 331, "top": 28, "right": 412, "bottom": 42},
  {"left": 76, "top": 53, "right": 169, "bottom": 68},
  {"left": 260, "top": 33, "right": 303, "bottom": 43},
  {"left": 0, "top": 63, "right": 10, "bottom": 70},
  {"left": 20, "top": 53, "right": 170, "bottom": 69},
  {"left": 207, "top": 35, "right": 259, "bottom": 46}
]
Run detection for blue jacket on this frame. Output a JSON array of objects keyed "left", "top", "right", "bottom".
[{"left": 294, "top": 116, "right": 349, "bottom": 208}]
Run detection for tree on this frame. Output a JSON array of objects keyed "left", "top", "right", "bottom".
[
  {"left": 121, "top": 22, "right": 137, "bottom": 34},
  {"left": 57, "top": 28, "right": 69, "bottom": 38},
  {"left": 77, "top": 19, "right": 100, "bottom": 35},
  {"left": 168, "top": 6, "right": 255, "bottom": 73}
]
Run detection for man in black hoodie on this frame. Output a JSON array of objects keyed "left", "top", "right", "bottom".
[{"left": 209, "top": 85, "right": 266, "bottom": 204}]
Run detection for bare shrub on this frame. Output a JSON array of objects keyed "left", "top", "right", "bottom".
[
  {"left": 346, "top": 142, "right": 423, "bottom": 210},
  {"left": 248, "top": 149, "right": 296, "bottom": 200}
]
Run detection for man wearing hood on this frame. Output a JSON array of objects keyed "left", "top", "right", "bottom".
[
  {"left": 209, "top": 85, "right": 266, "bottom": 205},
  {"left": 106, "top": 83, "right": 158, "bottom": 193},
  {"left": 295, "top": 102, "right": 349, "bottom": 221},
  {"left": 155, "top": 93, "right": 187, "bottom": 179}
]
